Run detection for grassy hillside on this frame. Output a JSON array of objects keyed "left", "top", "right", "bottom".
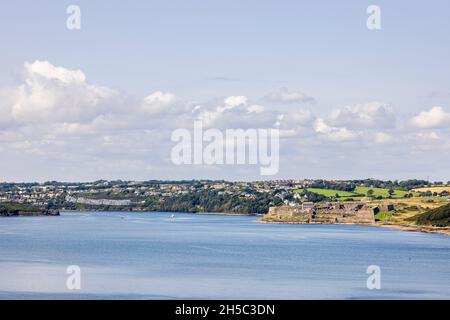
[
  {"left": 409, "top": 203, "right": 450, "bottom": 227},
  {"left": 295, "top": 186, "right": 410, "bottom": 200}
]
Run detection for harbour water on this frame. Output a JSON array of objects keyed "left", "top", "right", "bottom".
[{"left": 0, "top": 211, "right": 449, "bottom": 299}]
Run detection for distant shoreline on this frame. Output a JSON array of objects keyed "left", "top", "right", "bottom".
[
  {"left": 0, "top": 211, "right": 60, "bottom": 217},
  {"left": 258, "top": 219, "right": 450, "bottom": 236},
  {"left": 57, "top": 210, "right": 450, "bottom": 236},
  {"left": 196, "top": 211, "right": 261, "bottom": 216},
  {"left": 378, "top": 222, "right": 450, "bottom": 236},
  {"left": 61, "top": 209, "right": 258, "bottom": 216}
]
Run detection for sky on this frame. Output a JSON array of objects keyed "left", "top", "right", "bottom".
[{"left": 0, "top": 0, "right": 449, "bottom": 182}]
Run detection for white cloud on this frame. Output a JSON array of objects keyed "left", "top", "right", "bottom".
[
  {"left": 329, "top": 102, "right": 395, "bottom": 129},
  {"left": 196, "top": 110, "right": 220, "bottom": 128},
  {"left": 195, "top": 96, "right": 277, "bottom": 129},
  {"left": 8, "top": 60, "right": 118, "bottom": 124},
  {"left": 246, "top": 104, "right": 265, "bottom": 114},
  {"left": 141, "top": 91, "right": 177, "bottom": 114},
  {"left": 217, "top": 95, "right": 248, "bottom": 112},
  {"left": 374, "top": 132, "right": 393, "bottom": 144},
  {"left": 24, "top": 60, "right": 86, "bottom": 84},
  {"left": 410, "top": 106, "right": 450, "bottom": 129},
  {"left": 313, "top": 118, "right": 357, "bottom": 141},
  {"left": 313, "top": 118, "right": 334, "bottom": 135},
  {"left": 417, "top": 131, "right": 440, "bottom": 140},
  {"left": 273, "top": 109, "right": 315, "bottom": 137},
  {"left": 0, "top": 87, "right": 19, "bottom": 128},
  {"left": 331, "top": 128, "right": 357, "bottom": 142},
  {"left": 2, "top": 60, "right": 450, "bottom": 181},
  {"left": 266, "top": 87, "right": 315, "bottom": 104},
  {"left": 289, "top": 109, "right": 314, "bottom": 125}
]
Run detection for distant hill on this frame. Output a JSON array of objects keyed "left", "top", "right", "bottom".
[{"left": 409, "top": 203, "right": 450, "bottom": 227}]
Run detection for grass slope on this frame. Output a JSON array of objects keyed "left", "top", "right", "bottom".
[{"left": 409, "top": 203, "right": 450, "bottom": 227}]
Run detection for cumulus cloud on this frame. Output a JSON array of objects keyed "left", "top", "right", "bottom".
[
  {"left": 417, "top": 131, "right": 440, "bottom": 140},
  {"left": 195, "top": 96, "right": 276, "bottom": 129},
  {"left": 313, "top": 118, "right": 357, "bottom": 141},
  {"left": 266, "top": 87, "right": 315, "bottom": 104},
  {"left": 0, "top": 88, "right": 19, "bottom": 128},
  {"left": 328, "top": 102, "right": 395, "bottom": 129},
  {"left": 9, "top": 60, "right": 118, "bottom": 124},
  {"left": 274, "top": 109, "right": 315, "bottom": 137},
  {"left": 2, "top": 60, "right": 449, "bottom": 181},
  {"left": 246, "top": 104, "right": 265, "bottom": 114},
  {"left": 0, "top": 61, "right": 187, "bottom": 134},
  {"left": 140, "top": 91, "right": 177, "bottom": 114},
  {"left": 288, "top": 109, "right": 314, "bottom": 125},
  {"left": 0, "top": 61, "right": 118, "bottom": 124},
  {"left": 374, "top": 132, "right": 393, "bottom": 144},
  {"left": 218, "top": 96, "right": 248, "bottom": 112},
  {"left": 25, "top": 60, "right": 86, "bottom": 84},
  {"left": 410, "top": 106, "right": 450, "bottom": 129}
]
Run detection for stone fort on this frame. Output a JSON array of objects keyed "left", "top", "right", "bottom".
[{"left": 268, "top": 202, "right": 395, "bottom": 224}]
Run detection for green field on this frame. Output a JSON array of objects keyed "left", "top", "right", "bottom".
[
  {"left": 354, "top": 186, "right": 410, "bottom": 198},
  {"left": 295, "top": 188, "right": 362, "bottom": 200},
  {"left": 295, "top": 186, "right": 412, "bottom": 200},
  {"left": 306, "top": 188, "right": 358, "bottom": 198}
]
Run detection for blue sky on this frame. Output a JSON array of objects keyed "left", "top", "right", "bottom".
[
  {"left": 2, "top": 1, "right": 449, "bottom": 104},
  {"left": 0, "top": 1, "right": 450, "bottom": 181}
]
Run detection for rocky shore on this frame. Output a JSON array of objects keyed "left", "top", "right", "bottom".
[
  {"left": 258, "top": 219, "right": 449, "bottom": 236},
  {"left": 0, "top": 208, "right": 60, "bottom": 217},
  {"left": 378, "top": 222, "right": 450, "bottom": 236}
]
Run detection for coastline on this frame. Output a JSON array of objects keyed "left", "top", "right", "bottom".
[
  {"left": 0, "top": 210, "right": 60, "bottom": 217},
  {"left": 61, "top": 209, "right": 259, "bottom": 216},
  {"left": 258, "top": 219, "right": 450, "bottom": 236},
  {"left": 196, "top": 211, "right": 260, "bottom": 217},
  {"left": 378, "top": 222, "right": 450, "bottom": 236},
  {"left": 56, "top": 210, "right": 450, "bottom": 236}
]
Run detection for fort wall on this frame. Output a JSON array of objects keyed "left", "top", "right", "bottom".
[{"left": 268, "top": 202, "right": 376, "bottom": 224}]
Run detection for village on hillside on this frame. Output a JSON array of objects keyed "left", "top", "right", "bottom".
[{"left": 1, "top": 179, "right": 449, "bottom": 233}]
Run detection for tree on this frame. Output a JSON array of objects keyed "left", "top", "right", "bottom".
[
  {"left": 388, "top": 188, "right": 395, "bottom": 197},
  {"left": 423, "top": 191, "right": 433, "bottom": 197},
  {"left": 367, "top": 189, "right": 374, "bottom": 197}
]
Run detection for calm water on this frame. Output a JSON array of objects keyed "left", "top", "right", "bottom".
[{"left": 0, "top": 211, "right": 449, "bottom": 299}]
